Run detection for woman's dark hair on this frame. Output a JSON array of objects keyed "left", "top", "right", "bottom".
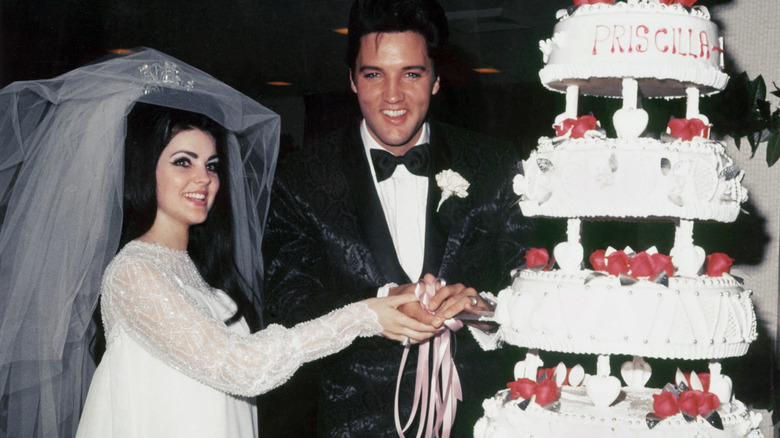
[
  {"left": 121, "top": 101, "right": 259, "bottom": 330},
  {"left": 345, "top": 0, "right": 449, "bottom": 76}
]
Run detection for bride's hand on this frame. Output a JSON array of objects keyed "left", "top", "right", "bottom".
[{"left": 363, "top": 294, "right": 441, "bottom": 344}]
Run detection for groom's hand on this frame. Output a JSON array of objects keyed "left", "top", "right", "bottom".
[
  {"left": 389, "top": 274, "right": 493, "bottom": 330},
  {"left": 427, "top": 282, "right": 495, "bottom": 331}
]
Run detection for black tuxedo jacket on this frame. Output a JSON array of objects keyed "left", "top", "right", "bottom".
[{"left": 259, "top": 120, "right": 533, "bottom": 437}]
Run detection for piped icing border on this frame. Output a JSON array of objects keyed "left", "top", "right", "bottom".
[
  {"left": 539, "top": 65, "right": 729, "bottom": 97},
  {"left": 493, "top": 269, "right": 758, "bottom": 359},
  {"left": 558, "top": 1, "right": 712, "bottom": 21},
  {"left": 539, "top": 1, "right": 727, "bottom": 97},
  {"left": 516, "top": 137, "right": 746, "bottom": 222},
  {"left": 475, "top": 387, "right": 762, "bottom": 438}
]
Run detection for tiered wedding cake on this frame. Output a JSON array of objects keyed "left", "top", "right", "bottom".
[{"left": 474, "top": 1, "right": 763, "bottom": 436}]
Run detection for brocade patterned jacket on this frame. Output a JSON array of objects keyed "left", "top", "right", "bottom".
[{"left": 260, "top": 120, "right": 534, "bottom": 437}]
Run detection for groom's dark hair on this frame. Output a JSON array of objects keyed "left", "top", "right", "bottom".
[{"left": 346, "top": 0, "right": 449, "bottom": 76}]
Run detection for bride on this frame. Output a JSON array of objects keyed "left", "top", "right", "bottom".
[{"left": 0, "top": 48, "right": 451, "bottom": 438}]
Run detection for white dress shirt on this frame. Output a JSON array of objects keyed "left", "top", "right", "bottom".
[
  {"left": 361, "top": 121, "right": 430, "bottom": 294},
  {"left": 361, "top": 122, "right": 496, "bottom": 343}
]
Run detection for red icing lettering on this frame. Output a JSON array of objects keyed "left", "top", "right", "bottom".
[
  {"left": 635, "top": 25, "right": 649, "bottom": 52},
  {"left": 674, "top": 28, "right": 686, "bottom": 56},
  {"left": 655, "top": 28, "right": 669, "bottom": 53},
  {"left": 612, "top": 25, "right": 626, "bottom": 53},
  {"left": 687, "top": 29, "right": 695, "bottom": 58},
  {"left": 699, "top": 31, "right": 710, "bottom": 59},
  {"left": 593, "top": 25, "right": 611, "bottom": 55},
  {"left": 590, "top": 23, "right": 713, "bottom": 60}
]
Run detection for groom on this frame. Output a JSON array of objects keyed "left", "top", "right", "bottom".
[{"left": 260, "top": 0, "right": 533, "bottom": 435}]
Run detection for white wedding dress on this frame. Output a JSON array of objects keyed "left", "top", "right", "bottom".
[{"left": 76, "top": 241, "right": 381, "bottom": 438}]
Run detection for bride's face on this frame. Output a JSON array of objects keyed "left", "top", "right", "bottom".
[{"left": 153, "top": 129, "right": 220, "bottom": 233}]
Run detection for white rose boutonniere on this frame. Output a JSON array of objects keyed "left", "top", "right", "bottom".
[
  {"left": 435, "top": 169, "right": 469, "bottom": 211},
  {"left": 512, "top": 174, "right": 525, "bottom": 198}
]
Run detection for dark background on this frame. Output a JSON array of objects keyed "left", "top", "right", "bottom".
[
  {"left": 0, "top": 0, "right": 736, "bottom": 152},
  {"left": 2, "top": 0, "right": 773, "bottom": 413}
]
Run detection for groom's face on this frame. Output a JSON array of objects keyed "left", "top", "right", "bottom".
[{"left": 350, "top": 31, "right": 440, "bottom": 157}]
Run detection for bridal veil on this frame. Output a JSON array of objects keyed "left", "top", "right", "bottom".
[{"left": 0, "top": 48, "right": 279, "bottom": 437}]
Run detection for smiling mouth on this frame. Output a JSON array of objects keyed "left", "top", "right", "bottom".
[
  {"left": 183, "top": 193, "right": 206, "bottom": 201},
  {"left": 382, "top": 109, "right": 407, "bottom": 118}
]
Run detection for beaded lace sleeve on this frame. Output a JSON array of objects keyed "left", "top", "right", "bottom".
[{"left": 101, "top": 253, "right": 382, "bottom": 397}]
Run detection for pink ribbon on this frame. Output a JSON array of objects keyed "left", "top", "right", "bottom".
[{"left": 394, "top": 277, "right": 463, "bottom": 438}]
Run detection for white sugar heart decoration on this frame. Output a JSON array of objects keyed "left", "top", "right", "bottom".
[
  {"left": 709, "top": 375, "right": 733, "bottom": 404},
  {"left": 708, "top": 373, "right": 733, "bottom": 404},
  {"left": 670, "top": 245, "right": 705, "bottom": 277},
  {"left": 586, "top": 375, "right": 622, "bottom": 407},
  {"left": 514, "top": 350, "right": 544, "bottom": 380},
  {"left": 554, "top": 241, "right": 583, "bottom": 272},
  {"left": 620, "top": 356, "right": 652, "bottom": 388},
  {"left": 587, "top": 354, "right": 622, "bottom": 407},
  {"left": 707, "top": 362, "right": 733, "bottom": 403},
  {"left": 613, "top": 108, "right": 649, "bottom": 139}
]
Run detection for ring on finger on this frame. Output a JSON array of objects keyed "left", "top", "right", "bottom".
[
  {"left": 470, "top": 296, "right": 479, "bottom": 307},
  {"left": 401, "top": 337, "right": 411, "bottom": 348}
]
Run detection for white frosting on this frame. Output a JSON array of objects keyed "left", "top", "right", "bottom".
[
  {"left": 516, "top": 137, "right": 746, "bottom": 222},
  {"left": 492, "top": 270, "right": 757, "bottom": 360},
  {"left": 539, "top": 2, "right": 727, "bottom": 97},
  {"left": 475, "top": 387, "right": 763, "bottom": 438},
  {"left": 475, "top": 3, "right": 762, "bottom": 436}
]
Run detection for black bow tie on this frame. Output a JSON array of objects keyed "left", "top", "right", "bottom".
[{"left": 370, "top": 144, "right": 430, "bottom": 182}]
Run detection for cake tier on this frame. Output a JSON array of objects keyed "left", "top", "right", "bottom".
[
  {"left": 539, "top": 2, "right": 728, "bottom": 97},
  {"left": 474, "top": 387, "right": 763, "bottom": 438},
  {"left": 516, "top": 137, "right": 745, "bottom": 221},
  {"left": 492, "top": 270, "right": 757, "bottom": 359}
]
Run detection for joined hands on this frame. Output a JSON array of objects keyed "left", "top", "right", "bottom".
[
  {"left": 364, "top": 293, "right": 441, "bottom": 344},
  {"left": 389, "top": 273, "right": 495, "bottom": 333}
]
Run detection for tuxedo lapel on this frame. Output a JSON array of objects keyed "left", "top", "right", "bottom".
[
  {"left": 421, "top": 123, "right": 451, "bottom": 277},
  {"left": 344, "top": 123, "right": 410, "bottom": 284}
]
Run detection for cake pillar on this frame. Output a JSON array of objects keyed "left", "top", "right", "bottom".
[
  {"left": 685, "top": 87, "right": 710, "bottom": 139},
  {"left": 622, "top": 78, "right": 638, "bottom": 110},
  {"left": 613, "top": 78, "right": 648, "bottom": 139},
  {"left": 670, "top": 219, "right": 705, "bottom": 277},
  {"left": 553, "top": 85, "right": 581, "bottom": 132},
  {"left": 565, "top": 85, "right": 579, "bottom": 119},
  {"left": 514, "top": 349, "right": 544, "bottom": 380},
  {"left": 553, "top": 218, "right": 583, "bottom": 272},
  {"left": 685, "top": 87, "right": 700, "bottom": 119},
  {"left": 674, "top": 219, "right": 695, "bottom": 248},
  {"left": 566, "top": 218, "right": 581, "bottom": 242}
]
